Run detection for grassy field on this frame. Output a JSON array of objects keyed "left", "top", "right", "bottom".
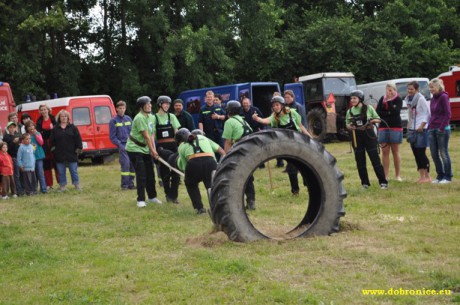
[{"left": 1, "top": 131, "right": 459, "bottom": 305}]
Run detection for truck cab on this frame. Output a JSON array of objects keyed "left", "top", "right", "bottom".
[
  {"left": 438, "top": 66, "right": 460, "bottom": 122},
  {"left": 0, "top": 82, "right": 17, "bottom": 129},
  {"left": 285, "top": 72, "right": 356, "bottom": 141}
]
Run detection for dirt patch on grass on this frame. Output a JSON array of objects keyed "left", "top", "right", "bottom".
[
  {"left": 338, "top": 220, "right": 362, "bottom": 232},
  {"left": 186, "top": 231, "right": 230, "bottom": 248}
]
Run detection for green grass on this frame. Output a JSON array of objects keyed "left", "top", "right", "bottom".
[{"left": 1, "top": 132, "right": 459, "bottom": 304}]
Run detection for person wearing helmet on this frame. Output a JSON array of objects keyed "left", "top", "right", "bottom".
[
  {"left": 252, "top": 96, "right": 312, "bottom": 196},
  {"left": 346, "top": 90, "right": 388, "bottom": 189},
  {"left": 221, "top": 100, "right": 256, "bottom": 209},
  {"left": 175, "top": 128, "right": 225, "bottom": 214},
  {"left": 172, "top": 99, "right": 195, "bottom": 131},
  {"left": 153, "top": 95, "right": 182, "bottom": 204},
  {"left": 125, "top": 96, "right": 162, "bottom": 208},
  {"left": 198, "top": 90, "right": 225, "bottom": 147}
]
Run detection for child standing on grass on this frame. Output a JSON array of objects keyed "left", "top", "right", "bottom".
[
  {"left": 0, "top": 142, "right": 17, "bottom": 199},
  {"left": 25, "top": 121, "right": 47, "bottom": 193},
  {"left": 346, "top": 90, "right": 388, "bottom": 190},
  {"left": 17, "top": 134, "right": 37, "bottom": 195}
]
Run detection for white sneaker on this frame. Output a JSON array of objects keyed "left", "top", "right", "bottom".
[
  {"left": 380, "top": 183, "right": 388, "bottom": 190},
  {"left": 362, "top": 184, "right": 369, "bottom": 189},
  {"left": 439, "top": 179, "right": 451, "bottom": 184},
  {"left": 137, "top": 201, "right": 147, "bottom": 208},
  {"left": 432, "top": 179, "right": 440, "bottom": 184},
  {"left": 12, "top": 194, "right": 18, "bottom": 198},
  {"left": 2, "top": 196, "right": 8, "bottom": 200},
  {"left": 148, "top": 197, "right": 163, "bottom": 204}
]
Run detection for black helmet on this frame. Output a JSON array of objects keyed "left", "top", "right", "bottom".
[
  {"left": 226, "top": 100, "right": 241, "bottom": 115},
  {"left": 136, "top": 96, "right": 152, "bottom": 110},
  {"left": 271, "top": 96, "right": 285, "bottom": 105},
  {"left": 350, "top": 90, "right": 365, "bottom": 102},
  {"left": 191, "top": 129, "right": 205, "bottom": 136},
  {"left": 175, "top": 128, "right": 191, "bottom": 144},
  {"left": 157, "top": 95, "right": 172, "bottom": 106}
]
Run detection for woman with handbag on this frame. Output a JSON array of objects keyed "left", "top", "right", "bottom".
[{"left": 405, "top": 81, "right": 431, "bottom": 183}]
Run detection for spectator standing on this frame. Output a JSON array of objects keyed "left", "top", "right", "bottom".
[
  {"left": 3, "top": 121, "right": 24, "bottom": 196},
  {"left": 0, "top": 142, "right": 17, "bottom": 199},
  {"left": 20, "top": 113, "right": 32, "bottom": 134},
  {"left": 346, "top": 90, "right": 388, "bottom": 189},
  {"left": 240, "top": 97, "right": 264, "bottom": 133},
  {"left": 50, "top": 110, "right": 83, "bottom": 192},
  {"left": 36, "top": 104, "right": 58, "bottom": 189},
  {"left": 428, "top": 78, "right": 452, "bottom": 184},
  {"left": 172, "top": 99, "right": 195, "bottom": 131},
  {"left": 17, "top": 133, "right": 37, "bottom": 195},
  {"left": 284, "top": 90, "right": 308, "bottom": 126},
  {"left": 405, "top": 81, "right": 431, "bottom": 183},
  {"left": 125, "top": 96, "right": 162, "bottom": 208},
  {"left": 25, "top": 121, "right": 47, "bottom": 193},
  {"left": 3, "top": 112, "right": 23, "bottom": 136},
  {"left": 198, "top": 90, "right": 225, "bottom": 146},
  {"left": 376, "top": 82, "right": 403, "bottom": 181},
  {"left": 109, "top": 100, "right": 135, "bottom": 190}
]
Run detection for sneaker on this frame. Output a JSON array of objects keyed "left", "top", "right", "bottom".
[
  {"left": 12, "top": 194, "right": 18, "bottom": 198},
  {"left": 137, "top": 201, "right": 147, "bottom": 208},
  {"left": 396, "top": 177, "right": 403, "bottom": 182},
  {"left": 380, "top": 183, "right": 388, "bottom": 190},
  {"left": 197, "top": 207, "right": 207, "bottom": 214},
  {"left": 57, "top": 186, "right": 67, "bottom": 192},
  {"left": 439, "top": 179, "right": 451, "bottom": 184},
  {"left": 292, "top": 191, "right": 299, "bottom": 196},
  {"left": 128, "top": 185, "right": 136, "bottom": 190},
  {"left": 2, "top": 196, "right": 8, "bottom": 200},
  {"left": 173, "top": 199, "right": 180, "bottom": 204},
  {"left": 362, "top": 184, "right": 369, "bottom": 189},
  {"left": 432, "top": 179, "right": 441, "bottom": 184},
  {"left": 246, "top": 200, "right": 256, "bottom": 210},
  {"left": 74, "top": 184, "right": 82, "bottom": 191},
  {"left": 148, "top": 197, "right": 163, "bottom": 204}
]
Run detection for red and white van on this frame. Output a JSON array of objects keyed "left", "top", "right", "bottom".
[
  {"left": 0, "top": 82, "right": 17, "bottom": 128},
  {"left": 17, "top": 95, "right": 117, "bottom": 163},
  {"left": 438, "top": 66, "right": 460, "bottom": 122}
]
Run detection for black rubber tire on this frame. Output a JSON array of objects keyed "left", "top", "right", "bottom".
[
  {"left": 210, "top": 129, "right": 346, "bottom": 242},
  {"left": 307, "top": 108, "right": 327, "bottom": 142}
]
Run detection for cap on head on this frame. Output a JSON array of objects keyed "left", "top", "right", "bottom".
[
  {"left": 136, "top": 96, "right": 152, "bottom": 111},
  {"left": 6, "top": 121, "right": 17, "bottom": 128},
  {"left": 271, "top": 96, "right": 285, "bottom": 105},
  {"left": 157, "top": 95, "right": 172, "bottom": 106},
  {"left": 226, "top": 100, "right": 241, "bottom": 115},
  {"left": 350, "top": 90, "right": 365, "bottom": 102}
]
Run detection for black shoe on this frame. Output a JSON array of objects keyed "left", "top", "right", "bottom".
[
  {"left": 173, "top": 199, "right": 180, "bottom": 204},
  {"left": 197, "top": 207, "right": 207, "bottom": 214},
  {"left": 246, "top": 200, "right": 256, "bottom": 210},
  {"left": 128, "top": 185, "right": 136, "bottom": 190}
]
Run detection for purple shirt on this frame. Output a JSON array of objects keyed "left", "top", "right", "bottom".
[{"left": 429, "top": 91, "right": 451, "bottom": 130}]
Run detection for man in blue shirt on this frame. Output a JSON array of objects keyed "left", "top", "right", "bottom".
[
  {"left": 198, "top": 90, "right": 225, "bottom": 145},
  {"left": 109, "top": 100, "right": 135, "bottom": 190}
]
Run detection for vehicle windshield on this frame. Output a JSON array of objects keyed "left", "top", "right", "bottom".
[
  {"left": 396, "top": 81, "right": 431, "bottom": 101},
  {"left": 323, "top": 78, "right": 357, "bottom": 95}
]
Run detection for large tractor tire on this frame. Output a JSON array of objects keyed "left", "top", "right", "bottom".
[
  {"left": 209, "top": 129, "right": 346, "bottom": 242},
  {"left": 306, "top": 108, "right": 327, "bottom": 142}
]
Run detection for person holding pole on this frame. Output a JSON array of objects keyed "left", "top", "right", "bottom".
[{"left": 346, "top": 90, "right": 387, "bottom": 189}]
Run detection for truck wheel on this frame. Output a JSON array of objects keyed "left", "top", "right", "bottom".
[
  {"left": 209, "top": 129, "right": 346, "bottom": 242},
  {"left": 307, "top": 108, "right": 327, "bottom": 142}
]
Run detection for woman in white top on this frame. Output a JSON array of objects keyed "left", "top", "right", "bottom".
[{"left": 405, "top": 81, "right": 431, "bottom": 183}]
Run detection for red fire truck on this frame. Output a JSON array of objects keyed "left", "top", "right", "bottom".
[
  {"left": 438, "top": 66, "right": 460, "bottom": 122},
  {"left": 0, "top": 82, "right": 17, "bottom": 128}
]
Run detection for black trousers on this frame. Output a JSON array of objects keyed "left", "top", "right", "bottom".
[
  {"left": 185, "top": 157, "right": 217, "bottom": 210},
  {"left": 352, "top": 129, "right": 387, "bottom": 186},
  {"left": 410, "top": 145, "right": 430, "bottom": 171},
  {"left": 157, "top": 142, "right": 180, "bottom": 200},
  {"left": 128, "top": 151, "right": 157, "bottom": 202}
]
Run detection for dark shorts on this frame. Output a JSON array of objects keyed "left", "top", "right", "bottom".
[{"left": 378, "top": 129, "right": 403, "bottom": 144}]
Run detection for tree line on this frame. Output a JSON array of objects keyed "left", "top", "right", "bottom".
[{"left": 0, "top": 0, "right": 458, "bottom": 114}]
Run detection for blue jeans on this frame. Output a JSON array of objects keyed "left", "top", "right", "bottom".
[
  {"left": 35, "top": 159, "right": 47, "bottom": 192},
  {"left": 428, "top": 128, "right": 452, "bottom": 181},
  {"left": 13, "top": 158, "right": 24, "bottom": 195},
  {"left": 56, "top": 162, "right": 79, "bottom": 186}
]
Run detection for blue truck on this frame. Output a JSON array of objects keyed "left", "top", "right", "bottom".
[{"left": 176, "top": 82, "right": 280, "bottom": 125}]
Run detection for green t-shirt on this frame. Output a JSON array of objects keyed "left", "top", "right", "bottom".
[
  {"left": 125, "top": 112, "right": 155, "bottom": 154},
  {"left": 345, "top": 105, "right": 380, "bottom": 126},
  {"left": 152, "top": 112, "right": 181, "bottom": 137},
  {"left": 268, "top": 109, "right": 301, "bottom": 132},
  {"left": 222, "top": 115, "right": 253, "bottom": 141},
  {"left": 177, "top": 135, "right": 220, "bottom": 171}
]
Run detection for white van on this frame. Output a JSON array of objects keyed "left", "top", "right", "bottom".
[{"left": 357, "top": 78, "right": 430, "bottom": 129}]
